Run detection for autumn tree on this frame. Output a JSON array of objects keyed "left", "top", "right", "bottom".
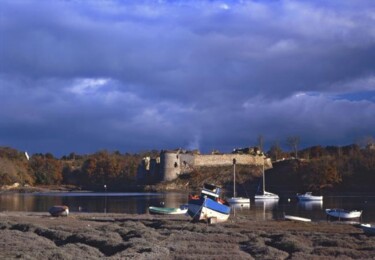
[{"left": 29, "top": 154, "right": 63, "bottom": 185}]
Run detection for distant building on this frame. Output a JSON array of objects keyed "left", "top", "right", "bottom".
[{"left": 137, "top": 148, "right": 271, "bottom": 182}]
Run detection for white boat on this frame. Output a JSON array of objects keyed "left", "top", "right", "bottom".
[
  {"left": 255, "top": 191, "right": 279, "bottom": 200},
  {"left": 284, "top": 214, "right": 311, "bottom": 222},
  {"left": 227, "top": 159, "right": 250, "bottom": 204},
  {"left": 325, "top": 208, "right": 362, "bottom": 220},
  {"left": 254, "top": 159, "right": 279, "bottom": 200},
  {"left": 188, "top": 183, "right": 231, "bottom": 224},
  {"left": 360, "top": 224, "right": 375, "bottom": 235},
  {"left": 297, "top": 192, "right": 323, "bottom": 201},
  {"left": 148, "top": 205, "right": 188, "bottom": 215}
]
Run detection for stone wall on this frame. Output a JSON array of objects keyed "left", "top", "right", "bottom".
[
  {"left": 138, "top": 150, "right": 273, "bottom": 182},
  {"left": 193, "top": 154, "right": 268, "bottom": 168}
]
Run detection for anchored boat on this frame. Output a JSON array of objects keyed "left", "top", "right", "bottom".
[
  {"left": 228, "top": 159, "right": 250, "bottom": 205},
  {"left": 188, "top": 183, "right": 231, "bottom": 224},
  {"left": 297, "top": 192, "right": 323, "bottom": 201}
]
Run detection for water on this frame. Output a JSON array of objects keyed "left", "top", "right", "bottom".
[{"left": 1, "top": 192, "right": 374, "bottom": 223}]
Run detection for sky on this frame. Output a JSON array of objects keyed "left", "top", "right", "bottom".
[{"left": 1, "top": 0, "right": 375, "bottom": 157}]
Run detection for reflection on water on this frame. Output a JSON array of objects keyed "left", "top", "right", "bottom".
[
  {"left": 253, "top": 200, "right": 279, "bottom": 220},
  {"left": 1, "top": 192, "right": 375, "bottom": 222},
  {"left": 298, "top": 201, "right": 323, "bottom": 210}
]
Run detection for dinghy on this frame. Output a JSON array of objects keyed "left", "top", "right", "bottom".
[
  {"left": 325, "top": 208, "right": 362, "bottom": 220},
  {"left": 148, "top": 205, "right": 188, "bottom": 215},
  {"left": 360, "top": 224, "right": 375, "bottom": 235},
  {"left": 49, "top": 205, "right": 69, "bottom": 217}
]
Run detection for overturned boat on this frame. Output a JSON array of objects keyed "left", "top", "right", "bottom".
[
  {"left": 188, "top": 183, "right": 231, "bottom": 224},
  {"left": 49, "top": 205, "right": 69, "bottom": 217}
]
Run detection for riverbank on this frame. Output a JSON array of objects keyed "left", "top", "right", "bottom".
[{"left": 0, "top": 212, "right": 374, "bottom": 259}]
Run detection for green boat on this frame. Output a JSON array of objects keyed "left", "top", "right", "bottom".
[{"left": 148, "top": 205, "right": 188, "bottom": 215}]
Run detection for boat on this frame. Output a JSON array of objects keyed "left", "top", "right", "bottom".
[
  {"left": 297, "top": 192, "right": 323, "bottom": 201},
  {"left": 284, "top": 214, "right": 311, "bottom": 222},
  {"left": 187, "top": 183, "right": 231, "bottom": 224},
  {"left": 148, "top": 205, "right": 188, "bottom": 215},
  {"left": 49, "top": 205, "right": 69, "bottom": 217},
  {"left": 227, "top": 159, "right": 250, "bottom": 204},
  {"left": 359, "top": 224, "right": 375, "bottom": 235},
  {"left": 325, "top": 208, "right": 362, "bottom": 220},
  {"left": 254, "top": 159, "right": 279, "bottom": 200}
]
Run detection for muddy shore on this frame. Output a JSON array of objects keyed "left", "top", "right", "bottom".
[{"left": 0, "top": 212, "right": 374, "bottom": 259}]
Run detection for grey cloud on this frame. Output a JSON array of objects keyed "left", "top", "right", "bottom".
[{"left": 1, "top": 0, "right": 375, "bottom": 155}]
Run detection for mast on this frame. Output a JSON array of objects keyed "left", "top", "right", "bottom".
[
  {"left": 233, "top": 158, "right": 236, "bottom": 197},
  {"left": 262, "top": 159, "right": 265, "bottom": 195}
]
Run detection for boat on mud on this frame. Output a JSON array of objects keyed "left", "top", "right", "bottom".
[
  {"left": 284, "top": 214, "right": 311, "bottom": 222},
  {"left": 359, "top": 224, "right": 375, "bottom": 235},
  {"left": 325, "top": 208, "right": 362, "bottom": 220},
  {"left": 148, "top": 205, "right": 188, "bottom": 215},
  {"left": 49, "top": 205, "right": 69, "bottom": 217},
  {"left": 187, "top": 183, "right": 231, "bottom": 224}
]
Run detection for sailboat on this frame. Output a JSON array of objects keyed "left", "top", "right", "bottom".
[
  {"left": 254, "top": 158, "right": 279, "bottom": 200},
  {"left": 227, "top": 159, "right": 250, "bottom": 204}
]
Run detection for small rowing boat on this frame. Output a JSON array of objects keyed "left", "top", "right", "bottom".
[
  {"left": 49, "top": 205, "right": 69, "bottom": 217},
  {"left": 359, "top": 224, "right": 375, "bottom": 235},
  {"left": 148, "top": 205, "right": 188, "bottom": 215},
  {"left": 325, "top": 208, "right": 362, "bottom": 220}
]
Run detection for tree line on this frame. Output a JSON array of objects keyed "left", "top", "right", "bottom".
[
  {"left": 0, "top": 147, "right": 158, "bottom": 190},
  {"left": 0, "top": 143, "right": 374, "bottom": 192}
]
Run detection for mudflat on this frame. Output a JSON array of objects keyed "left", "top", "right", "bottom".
[{"left": 0, "top": 212, "right": 374, "bottom": 259}]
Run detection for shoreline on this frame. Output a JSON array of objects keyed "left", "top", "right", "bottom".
[{"left": 0, "top": 211, "right": 374, "bottom": 259}]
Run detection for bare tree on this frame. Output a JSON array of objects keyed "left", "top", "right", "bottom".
[
  {"left": 269, "top": 141, "right": 283, "bottom": 161},
  {"left": 286, "top": 136, "right": 300, "bottom": 159},
  {"left": 257, "top": 135, "right": 264, "bottom": 152}
]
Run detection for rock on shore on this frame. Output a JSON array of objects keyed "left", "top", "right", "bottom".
[{"left": 0, "top": 212, "right": 374, "bottom": 259}]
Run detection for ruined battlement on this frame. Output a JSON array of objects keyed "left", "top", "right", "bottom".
[{"left": 137, "top": 148, "right": 272, "bottom": 182}]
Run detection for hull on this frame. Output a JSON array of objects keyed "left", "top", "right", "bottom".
[
  {"left": 148, "top": 206, "right": 187, "bottom": 215},
  {"left": 360, "top": 224, "right": 375, "bottom": 235},
  {"left": 228, "top": 197, "right": 250, "bottom": 204},
  {"left": 325, "top": 209, "right": 362, "bottom": 220},
  {"left": 188, "top": 197, "right": 230, "bottom": 223},
  {"left": 49, "top": 206, "right": 69, "bottom": 217},
  {"left": 297, "top": 192, "right": 323, "bottom": 201},
  {"left": 284, "top": 215, "right": 311, "bottom": 222}
]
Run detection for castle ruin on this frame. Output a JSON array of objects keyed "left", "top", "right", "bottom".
[{"left": 137, "top": 148, "right": 272, "bottom": 182}]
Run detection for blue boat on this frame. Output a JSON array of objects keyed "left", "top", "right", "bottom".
[{"left": 188, "top": 183, "right": 231, "bottom": 224}]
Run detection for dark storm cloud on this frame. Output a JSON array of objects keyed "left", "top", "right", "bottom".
[{"left": 1, "top": 0, "right": 375, "bottom": 156}]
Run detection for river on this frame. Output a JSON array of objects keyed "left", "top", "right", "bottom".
[{"left": 1, "top": 192, "right": 374, "bottom": 223}]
